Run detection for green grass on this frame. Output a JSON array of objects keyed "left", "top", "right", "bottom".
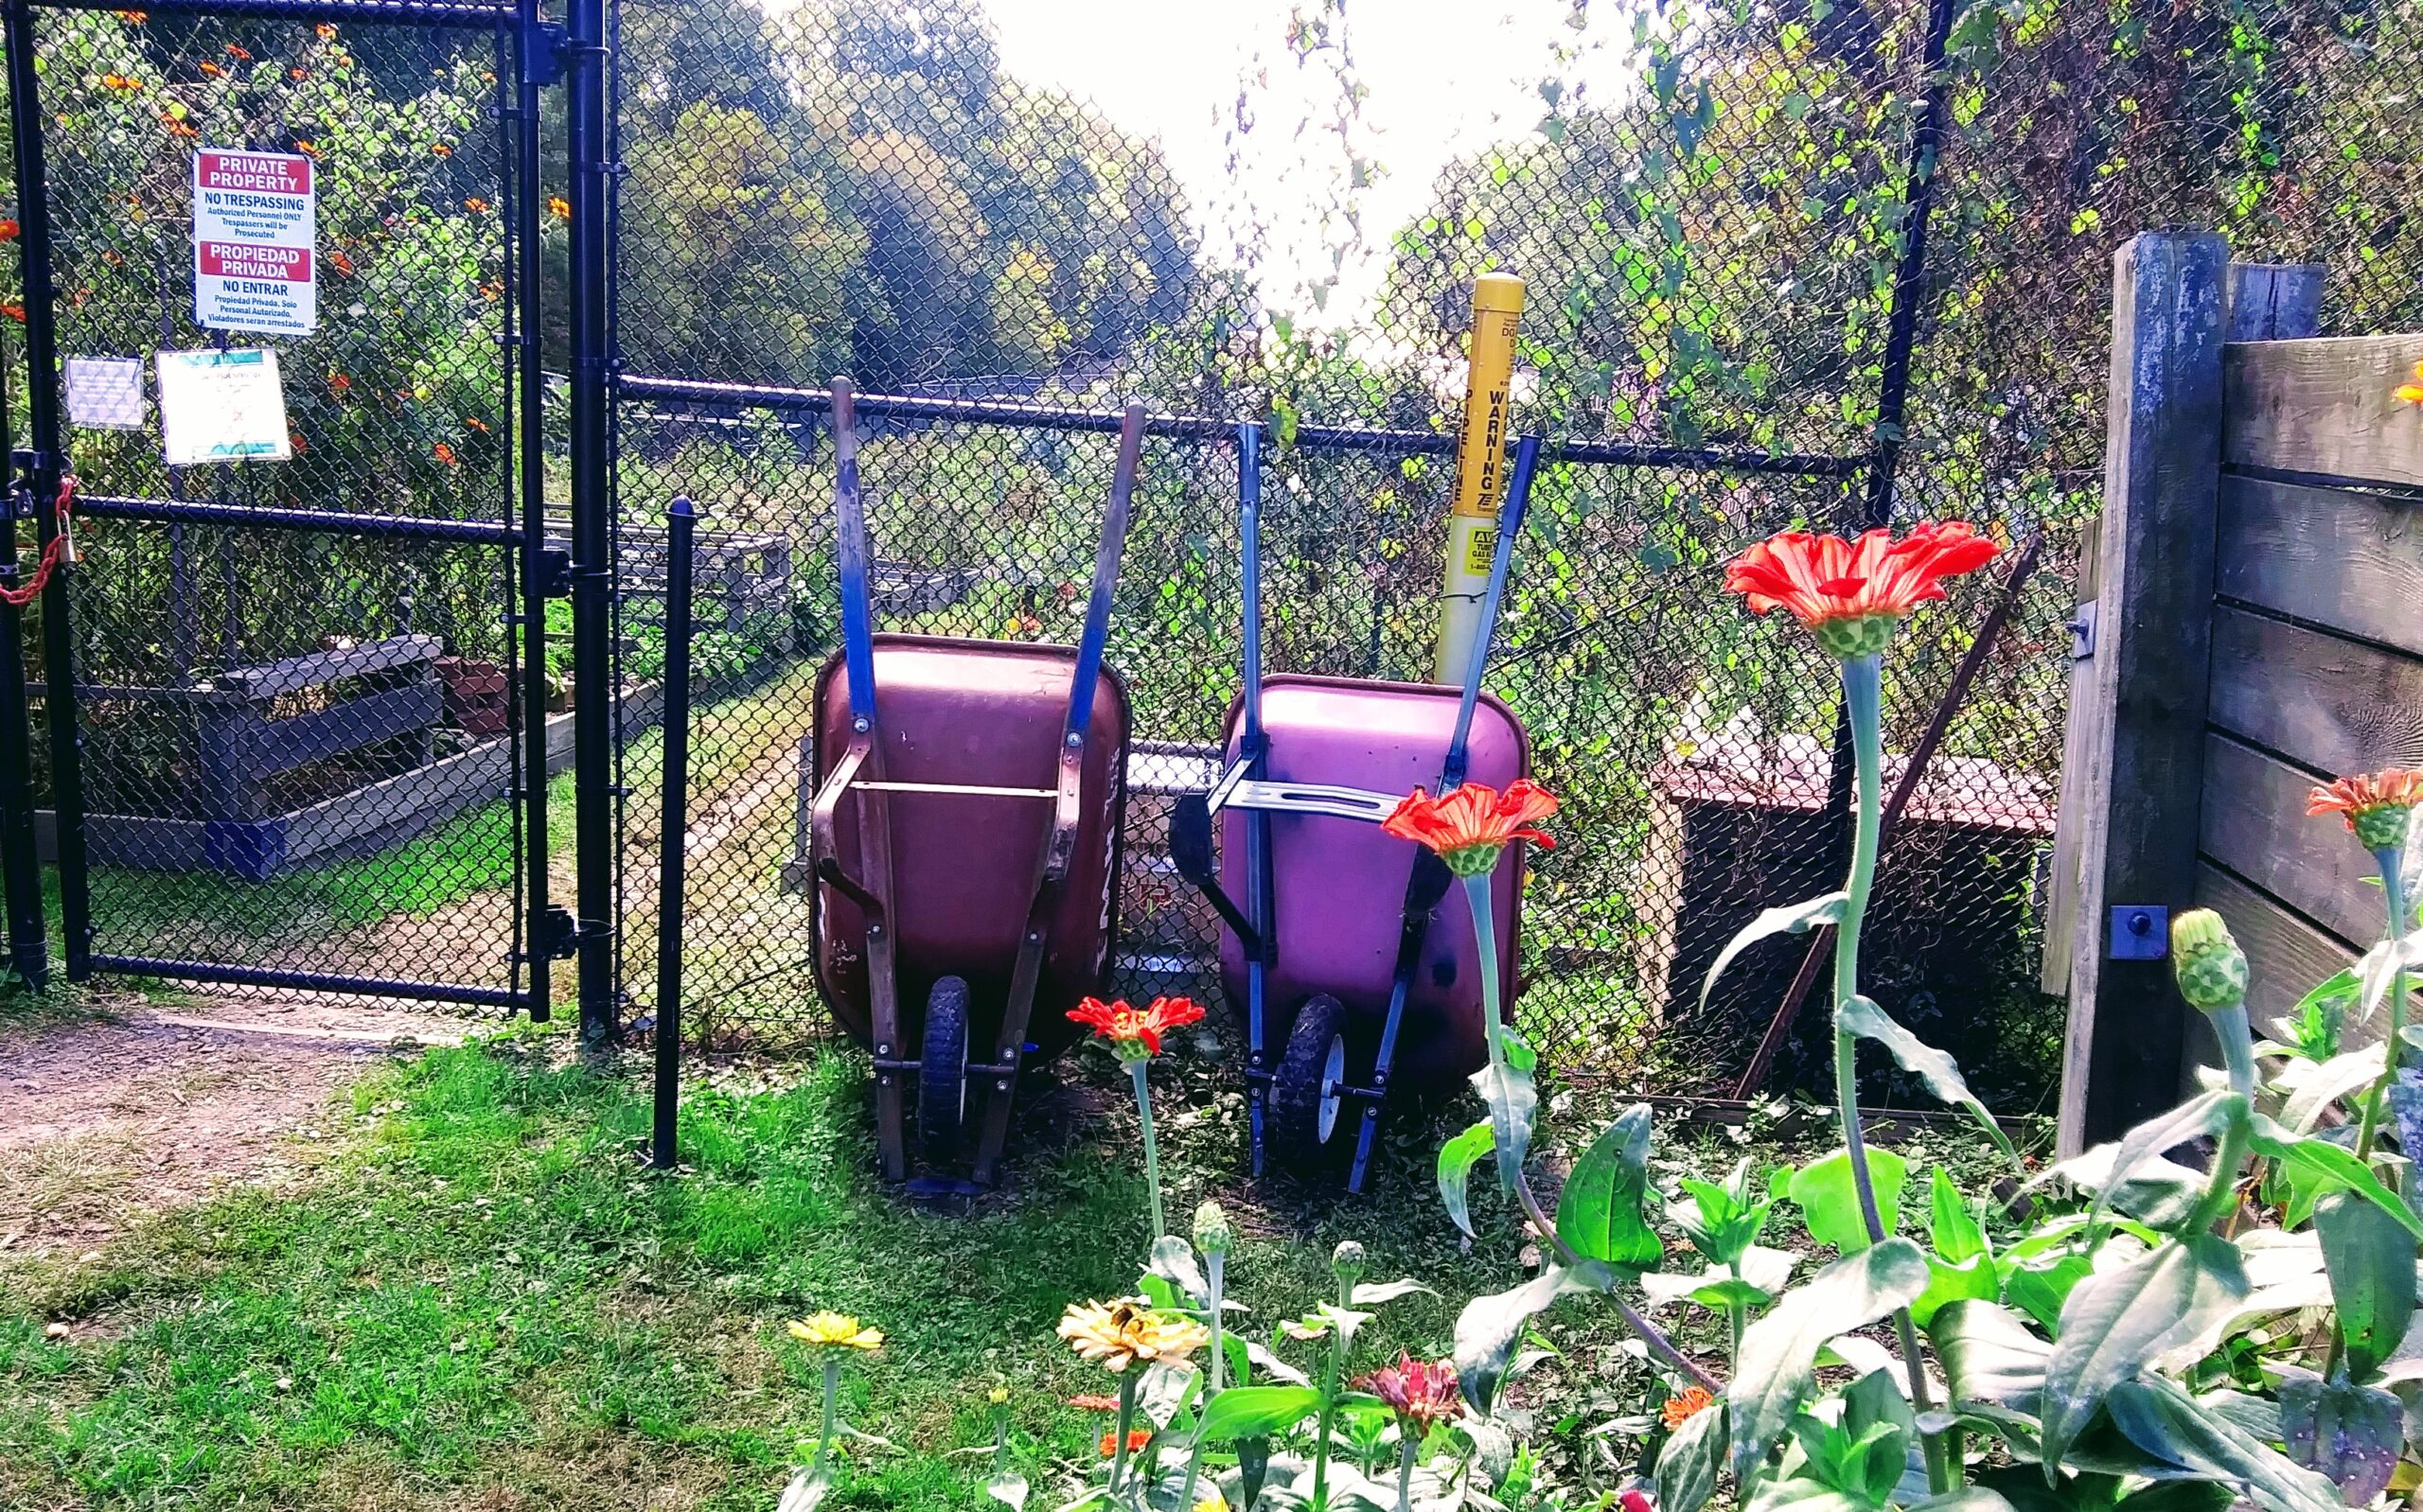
[{"left": 0, "top": 1025, "right": 2030, "bottom": 1511}]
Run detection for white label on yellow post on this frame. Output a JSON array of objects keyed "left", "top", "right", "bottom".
[{"left": 1438, "top": 273, "right": 1525, "bottom": 684}]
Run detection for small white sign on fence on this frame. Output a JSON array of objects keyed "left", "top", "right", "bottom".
[
  {"left": 156, "top": 347, "right": 292, "bottom": 465},
  {"left": 191, "top": 148, "right": 316, "bottom": 337}
]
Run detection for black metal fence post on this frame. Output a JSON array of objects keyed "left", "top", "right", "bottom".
[
  {"left": 514, "top": 0, "right": 553, "bottom": 1023},
  {"left": 7, "top": 0, "right": 88, "bottom": 981},
  {"left": 566, "top": 0, "right": 617, "bottom": 1041},
  {"left": 650, "top": 495, "right": 694, "bottom": 1169},
  {"left": 0, "top": 325, "right": 43, "bottom": 990}
]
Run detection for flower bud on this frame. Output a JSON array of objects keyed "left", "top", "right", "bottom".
[
  {"left": 1331, "top": 1239, "right": 1367, "bottom": 1286},
  {"left": 988, "top": 1386, "right": 1009, "bottom": 1405},
  {"left": 2171, "top": 908, "right": 2249, "bottom": 1012},
  {"left": 1193, "top": 1200, "right": 1233, "bottom": 1257}
]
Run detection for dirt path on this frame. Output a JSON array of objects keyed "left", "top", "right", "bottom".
[{"left": 0, "top": 991, "right": 467, "bottom": 1262}]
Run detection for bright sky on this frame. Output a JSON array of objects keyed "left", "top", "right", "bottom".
[{"left": 981, "top": 0, "right": 1628, "bottom": 325}]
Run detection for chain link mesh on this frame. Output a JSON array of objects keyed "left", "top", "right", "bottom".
[
  {"left": 7, "top": 0, "right": 2418, "bottom": 1105},
  {"left": 7, "top": 6, "right": 539, "bottom": 1003}
]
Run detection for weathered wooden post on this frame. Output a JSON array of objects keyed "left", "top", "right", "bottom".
[{"left": 2052, "top": 231, "right": 2229, "bottom": 1156}]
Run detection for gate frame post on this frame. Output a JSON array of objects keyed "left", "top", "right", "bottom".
[
  {"left": 5, "top": 0, "right": 88, "bottom": 983},
  {"left": 566, "top": 0, "right": 617, "bottom": 1043},
  {"left": 0, "top": 323, "right": 44, "bottom": 989}
]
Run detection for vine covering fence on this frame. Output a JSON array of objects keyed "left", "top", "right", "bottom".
[{"left": 5, "top": 0, "right": 2419, "bottom": 1110}]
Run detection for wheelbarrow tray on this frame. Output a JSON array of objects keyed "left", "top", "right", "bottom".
[
  {"left": 1216, "top": 673, "right": 1529, "bottom": 1091},
  {"left": 811, "top": 633, "right": 1129, "bottom": 1066}
]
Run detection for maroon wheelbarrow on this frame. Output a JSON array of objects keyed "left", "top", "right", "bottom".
[{"left": 804, "top": 378, "right": 1144, "bottom": 1193}]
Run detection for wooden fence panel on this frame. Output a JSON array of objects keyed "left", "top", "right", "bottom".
[
  {"left": 2223, "top": 335, "right": 2423, "bottom": 487},
  {"left": 2215, "top": 475, "right": 2423, "bottom": 656}
]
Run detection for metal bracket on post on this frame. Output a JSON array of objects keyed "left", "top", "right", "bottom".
[
  {"left": 542, "top": 904, "right": 579, "bottom": 960},
  {"left": 538, "top": 548, "right": 573, "bottom": 598},
  {"left": 2066, "top": 600, "right": 2096, "bottom": 660},
  {"left": 2107, "top": 905, "right": 2168, "bottom": 961},
  {"left": 520, "top": 18, "right": 568, "bottom": 87}
]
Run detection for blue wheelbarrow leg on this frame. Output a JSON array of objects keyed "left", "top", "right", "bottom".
[{"left": 1348, "top": 436, "right": 1541, "bottom": 1193}]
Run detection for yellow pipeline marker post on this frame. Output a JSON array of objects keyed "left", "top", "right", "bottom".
[{"left": 1435, "top": 272, "right": 1524, "bottom": 685}]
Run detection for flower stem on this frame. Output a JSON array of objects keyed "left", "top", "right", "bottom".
[
  {"left": 816, "top": 1357, "right": 840, "bottom": 1470},
  {"left": 2357, "top": 845, "right": 2412, "bottom": 1163},
  {"left": 1130, "top": 1057, "right": 1166, "bottom": 1240},
  {"left": 1464, "top": 867, "right": 1719, "bottom": 1395},
  {"left": 1110, "top": 1371, "right": 1138, "bottom": 1493},
  {"left": 1395, "top": 1426, "right": 1418, "bottom": 1512},
  {"left": 2210, "top": 1002, "right": 2256, "bottom": 1102},
  {"left": 1465, "top": 872, "right": 1520, "bottom": 1194},
  {"left": 1205, "top": 1251, "right": 1226, "bottom": 1398},
  {"left": 1313, "top": 1302, "right": 1347, "bottom": 1511},
  {"left": 1835, "top": 653, "right": 1951, "bottom": 1496},
  {"left": 1724, "top": 1260, "right": 1746, "bottom": 1371}
]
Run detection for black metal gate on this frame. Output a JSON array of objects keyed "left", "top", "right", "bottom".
[{"left": 0, "top": 0, "right": 563, "bottom": 1015}]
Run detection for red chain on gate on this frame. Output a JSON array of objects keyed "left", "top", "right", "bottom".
[{"left": 0, "top": 473, "right": 77, "bottom": 608}]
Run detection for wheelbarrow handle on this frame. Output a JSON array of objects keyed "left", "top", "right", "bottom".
[{"left": 806, "top": 733, "right": 884, "bottom": 920}]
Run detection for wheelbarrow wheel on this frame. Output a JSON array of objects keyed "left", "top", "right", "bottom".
[
  {"left": 1270, "top": 993, "right": 1352, "bottom": 1176},
  {"left": 919, "top": 976, "right": 971, "bottom": 1169}
]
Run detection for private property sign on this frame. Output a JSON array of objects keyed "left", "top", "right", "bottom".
[{"left": 192, "top": 149, "right": 316, "bottom": 336}]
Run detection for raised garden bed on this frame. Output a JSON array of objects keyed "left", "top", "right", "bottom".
[{"left": 36, "top": 662, "right": 671, "bottom": 883}]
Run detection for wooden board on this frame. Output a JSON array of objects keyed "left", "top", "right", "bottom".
[
  {"left": 2215, "top": 474, "right": 2423, "bottom": 658},
  {"left": 220, "top": 633, "right": 442, "bottom": 700},
  {"left": 2059, "top": 231, "right": 2228, "bottom": 1157},
  {"left": 2193, "top": 862, "right": 2358, "bottom": 1035},
  {"left": 2200, "top": 733, "right": 2388, "bottom": 948},
  {"left": 2207, "top": 606, "right": 2423, "bottom": 777},
  {"left": 2222, "top": 334, "right": 2423, "bottom": 487}
]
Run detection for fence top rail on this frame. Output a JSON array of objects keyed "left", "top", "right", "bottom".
[
  {"left": 617, "top": 374, "right": 1866, "bottom": 478},
  {"left": 27, "top": 0, "right": 511, "bottom": 26}
]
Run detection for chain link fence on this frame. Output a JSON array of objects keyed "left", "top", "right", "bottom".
[
  {"left": 8, "top": 0, "right": 2418, "bottom": 1107},
  {"left": 5, "top": 4, "right": 548, "bottom": 1008}
]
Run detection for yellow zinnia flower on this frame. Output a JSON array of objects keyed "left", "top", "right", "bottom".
[
  {"left": 1193, "top": 1496, "right": 1227, "bottom": 1512},
  {"left": 1056, "top": 1297, "right": 1210, "bottom": 1372},
  {"left": 787, "top": 1312, "right": 884, "bottom": 1351}
]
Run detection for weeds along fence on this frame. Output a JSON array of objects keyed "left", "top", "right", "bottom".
[{"left": 5, "top": 0, "right": 2423, "bottom": 1109}]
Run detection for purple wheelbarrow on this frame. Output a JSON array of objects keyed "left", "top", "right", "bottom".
[
  {"left": 804, "top": 380, "right": 1145, "bottom": 1193},
  {"left": 1172, "top": 429, "right": 1544, "bottom": 1190}
]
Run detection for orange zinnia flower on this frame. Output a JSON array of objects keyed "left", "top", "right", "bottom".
[
  {"left": 316, "top": 21, "right": 338, "bottom": 39},
  {"left": 114, "top": 9, "right": 146, "bottom": 21},
  {"left": 431, "top": 142, "right": 453, "bottom": 157},
  {"left": 327, "top": 250, "right": 353, "bottom": 275},
  {"left": 1724, "top": 521, "right": 2001, "bottom": 659},
  {"left": 224, "top": 44, "right": 250, "bottom": 60},
  {"left": 1, "top": 305, "right": 23, "bottom": 324},
  {"left": 289, "top": 432, "right": 307, "bottom": 454},
  {"left": 433, "top": 443, "right": 458, "bottom": 466},
  {"left": 198, "top": 61, "right": 223, "bottom": 78},
  {"left": 289, "top": 66, "right": 308, "bottom": 79},
  {"left": 2308, "top": 768, "right": 2423, "bottom": 852},
  {"left": 548, "top": 195, "right": 571, "bottom": 220},
  {"left": 464, "top": 416, "right": 490, "bottom": 433},
  {"left": 329, "top": 373, "right": 352, "bottom": 394},
  {"left": 1380, "top": 779, "right": 1558, "bottom": 877},
  {"left": 1661, "top": 1385, "right": 1716, "bottom": 1431},
  {"left": 2396, "top": 360, "right": 2423, "bottom": 406},
  {"left": 0, "top": 220, "right": 18, "bottom": 242},
  {"left": 464, "top": 197, "right": 490, "bottom": 213},
  {"left": 101, "top": 73, "right": 143, "bottom": 91},
  {"left": 293, "top": 139, "right": 317, "bottom": 156},
  {"left": 162, "top": 116, "right": 197, "bottom": 137},
  {"left": 1098, "top": 1428, "right": 1151, "bottom": 1457},
  {"left": 1066, "top": 995, "right": 1205, "bottom": 1060}
]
